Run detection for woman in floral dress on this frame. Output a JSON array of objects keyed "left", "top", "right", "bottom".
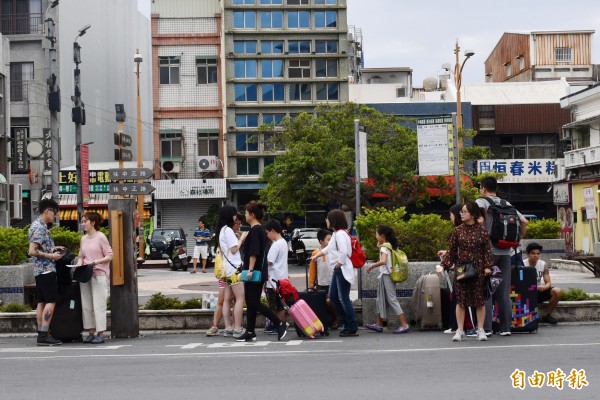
[{"left": 441, "top": 201, "right": 493, "bottom": 342}]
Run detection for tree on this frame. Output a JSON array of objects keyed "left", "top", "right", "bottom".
[{"left": 259, "top": 102, "right": 443, "bottom": 213}]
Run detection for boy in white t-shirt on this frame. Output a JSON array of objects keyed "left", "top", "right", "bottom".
[
  {"left": 264, "top": 219, "right": 289, "bottom": 325},
  {"left": 523, "top": 242, "right": 562, "bottom": 325}
]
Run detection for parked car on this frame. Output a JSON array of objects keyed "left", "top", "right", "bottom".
[
  {"left": 148, "top": 227, "right": 190, "bottom": 271},
  {"left": 522, "top": 214, "right": 539, "bottom": 221},
  {"left": 289, "top": 228, "right": 321, "bottom": 265}
]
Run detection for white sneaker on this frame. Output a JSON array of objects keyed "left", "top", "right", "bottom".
[
  {"left": 499, "top": 331, "right": 512, "bottom": 336},
  {"left": 477, "top": 329, "right": 488, "bottom": 341},
  {"left": 443, "top": 328, "right": 455, "bottom": 334},
  {"left": 452, "top": 330, "right": 464, "bottom": 342}
]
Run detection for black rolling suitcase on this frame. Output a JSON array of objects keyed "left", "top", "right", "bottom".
[
  {"left": 50, "top": 283, "right": 84, "bottom": 342},
  {"left": 295, "top": 291, "right": 329, "bottom": 337},
  {"left": 509, "top": 265, "right": 538, "bottom": 333}
]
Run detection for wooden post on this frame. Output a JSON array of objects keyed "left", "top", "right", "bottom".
[
  {"left": 108, "top": 198, "right": 139, "bottom": 338},
  {"left": 110, "top": 210, "right": 124, "bottom": 286}
]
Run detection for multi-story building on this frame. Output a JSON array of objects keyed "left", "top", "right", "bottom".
[
  {"left": 223, "top": 0, "right": 351, "bottom": 206},
  {"left": 0, "top": 33, "right": 8, "bottom": 227},
  {"left": 151, "top": 0, "right": 227, "bottom": 251},
  {"left": 485, "top": 30, "right": 598, "bottom": 84}
]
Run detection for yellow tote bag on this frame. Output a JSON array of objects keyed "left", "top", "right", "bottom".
[{"left": 214, "top": 249, "right": 225, "bottom": 279}]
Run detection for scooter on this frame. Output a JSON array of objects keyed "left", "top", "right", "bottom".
[{"left": 166, "top": 237, "right": 191, "bottom": 271}]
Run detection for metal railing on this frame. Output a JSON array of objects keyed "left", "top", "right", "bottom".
[
  {"left": 10, "top": 80, "right": 31, "bottom": 102},
  {"left": 0, "top": 13, "right": 43, "bottom": 35}
]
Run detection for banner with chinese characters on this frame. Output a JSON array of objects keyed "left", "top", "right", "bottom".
[
  {"left": 417, "top": 116, "right": 453, "bottom": 176},
  {"left": 477, "top": 159, "right": 556, "bottom": 183},
  {"left": 13, "top": 127, "right": 28, "bottom": 174},
  {"left": 59, "top": 170, "right": 114, "bottom": 194}
]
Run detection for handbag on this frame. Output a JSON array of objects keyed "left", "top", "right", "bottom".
[
  {"left": 456, "top": 261, "right": 478, "bottom": 282},
  {"left": 241, "top": 270, "right": 262, "bottom": 282},
  {"left": 214, "top": 249, "right": 225, "bottom": 279},
  {"left": 483, "top": 265, "right": 503, "bottom": 299},
  {"left": 73, "top": 263, "right": 94, "bottom": 283}
]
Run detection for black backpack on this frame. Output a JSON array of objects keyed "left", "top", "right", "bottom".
[{"left": 482, "top": 196, "right": 521, "bottom": 249}]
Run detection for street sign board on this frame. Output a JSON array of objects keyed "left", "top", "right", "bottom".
[
  {"left": 109, "top": 168, "right": 154, "bottom": 180},
  {"left": 119, "top": 133, "right": 132, "bottom": 147},
  {"left": 114, "top": 148, "right": 133, "bottom": 162},
  {"left": 109, "top": 183, "right": 155, "bottom": 195}
]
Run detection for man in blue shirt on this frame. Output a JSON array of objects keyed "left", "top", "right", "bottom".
[
  {"left": 191, "top": 218, "right": 212, "bottom": 273},
  {"left": 28, "top": 198, "right": 65, "bottom": 346}
]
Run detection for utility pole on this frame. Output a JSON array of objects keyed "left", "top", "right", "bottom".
[
  {"left": 45, "top": 0, "right": 60, "bottom": 219},
  {"left": 72, "top": 25, "right": 91, "bottom": 230},
  {"left": 134, "top": 50, "right": 145, "bottom": 260}
]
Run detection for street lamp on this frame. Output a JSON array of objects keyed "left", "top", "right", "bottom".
[
  {"left": 134, "top": 50, "right": 145, "bottom": 260},
  {"left": 72, "top": 24, "right": 91, "bottom": 231}
]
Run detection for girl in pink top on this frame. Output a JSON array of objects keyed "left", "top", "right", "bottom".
[{"left": 77, "top": 211, "right": 113, "bottom": 344}]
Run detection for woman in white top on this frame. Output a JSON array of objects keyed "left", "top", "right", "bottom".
[
  {"left": 310, "top": 209, "right": 358, "bottom": 337},
  {"left": 216, "top": 205, "right": 246, "bottom": 339}
]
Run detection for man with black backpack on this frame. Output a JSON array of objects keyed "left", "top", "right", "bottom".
[{"left": 476, "top": 177, "right": 528, "bottom": 337}]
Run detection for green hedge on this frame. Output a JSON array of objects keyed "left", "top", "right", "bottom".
[
  {"left": 0, "top": 227, "right": 29, "bottom": 265},
  {"left": 355, "top": 207, "right": 453, "bottom": 261},
  {"left": 523, "top": 218, "right": 561, "bottom": 239}
]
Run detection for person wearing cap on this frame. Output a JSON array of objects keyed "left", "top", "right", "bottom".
[{"left": 523, "top": 242, "right": 561, "bottom": 325}]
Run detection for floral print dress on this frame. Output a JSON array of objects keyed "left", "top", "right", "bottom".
[{"left": 441, "top": 223, "right": 494, "bottom": 307}]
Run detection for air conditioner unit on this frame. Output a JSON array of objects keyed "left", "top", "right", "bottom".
[
  {"left": 554, "top": 159, "right": 566, "bottom": 181},
  {"left": 162, "top": 161, "right": 180, "bottom": 173},
  {"left": 9, "top": 183, "right": 23, "bottom": 220},
  {"left": 197, "top": 156, "right": 219, "bottom": 172},
  {"left": 561, "top": 129, "right": 571, "bottom": 140}
]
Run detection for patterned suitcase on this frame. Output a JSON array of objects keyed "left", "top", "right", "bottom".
[
  {"left": 493, "top": 266, "right": 538, "bottom": 333},
  {"left": 288, "top": 299, "right": 324, "bottom": 339}
]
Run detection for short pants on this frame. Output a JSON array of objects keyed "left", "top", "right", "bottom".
[{"left": 35, "top": 272, "right": 58, "bottom": 304}]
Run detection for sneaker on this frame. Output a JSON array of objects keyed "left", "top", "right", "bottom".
[
  {"left": 452, "top": 330, "right": 464, "bottom": 342},
  {"left": 83, "top": 334, "right": 95, "bottom": 343},
  {"left": 90, "top": 335, "right": 105, "bottom": 344},
  {"left": 236, "top": 331, "right": 257, "bottom": 342},
  {"left": 223, "top": 329, "right": 234, "bottom": 337},
  {"left": 465, "top": 328, "right": 478, "bottom": 338},
  {"left": 339, "top": 329, "right": 359, "bottom": 337},
  {"left": 277, "top": 322, "right": 288, "bottom": 341},
  {"left": 233, "top": 328, "right": 246, "bottom": 339},
  {"left": 443, "top": 328, "right": 455, "bottom": 334},
  {"left": 477, "top": 329, "right": 488, "bottom": 341},
  {"left": 485, "top": 330, "right": 493, "bottom": 337},
  {"left": 499, "top": 331, "right": 512, "bottom": 336},
  {"left": 206, "top": 325, "right": 219, "bottom": 336},
  {"left": 393, "top": 325, "right": 410, "bottom": 334},
  {"left": 366, "top": 323, "right": 384, "bottom": 333},
  {"left": 542, "top": 314, "right": 558, "bottom": 325},
  {"left": 37, "top": 334, "right": 62, "bottom": 347}
]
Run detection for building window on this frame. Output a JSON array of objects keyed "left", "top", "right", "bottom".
[
  {"left": 260, "top": 0, "right": 283, "bottom": 4},
  {"left": 233, "top": 11, "right": 256, "bottom": 28},
  {"left": 236, "top": 133, "right": 259, "bottom": 152},
  {"left": 261, "top": 40, "right": 284, "bottom": 54},
  {"left": 261, "top": 59, "right": 284, "bottom": 78},
  {"left": 505, "top": 62, "right": 512, "bottom": 77},
  {"left": 315, "top": 40, "right": 338, "bottom": 53},
  {"left": 555, "top": 47, "right": 572, "bottom": 62},
  {"left": 396, "top": 87, "right": 406, "bottom": 98},
  {"left": 288, "top": 11, "right": 310, "bottom": 28},
  {"left": 264, "top": 156, "right": 276, "bottom": 167},
  {"left": 159, "top": 56, "right": 180, "bottom": 85},
  {"left": 234, "top": 40, "right": 257, "bottom": 54},
  {"left": 262, "top": 83, "right": 285, "bottom": 101},
  {"left": 287, "top": 0, "right": 309, "bottom": 4},
  {"left": 160, "top": 131, "right": 182, "bottom": 159},
  {"left": 0, "top": 0, "right": 42, "bottom": 35},
  {"left": 315, "top": 59, "right": 337, "bottom": 78},
  {"left": 289, "top": 83, "right": 311, "bottom": 101},
  {"left": 314, "top": 11, "right": 337, "bottom": 28},
  {"left": 316, "top": 82, "right": 338, "bottom": 101},
  {"left": 235, "top": 84, "right": 257, "bottom": 102},
  {"left": 314, "top": 0, "right": 336, "bottom": 4},
  {"left": 237, "top": 158, "right": 259, "bottom": 175},
  {"left": 264, "top": 133, "right": 284, "bottom": 151},
  {"left": 234, "top": 60, "right": 257, "bottom": 78},
  {"left": 289, "top": 59, "right": 311, "bottom": 78},
  {"left": 197, "top": 131, "right": 219, "bottom": 156},
  {"left": 233, "top": 0, "right": 255, "bottom": 4},
  {"left": 196, "top": 58, "right": 217, "bottom": 84},
  {"left": 288, "top": 40, "right": 310, "bottom": 54},
  {"left": 236, "top": 114, "right": 259, "bottom": 128},
  {"left": 263, "top": 113, "right": 285, "bottom": 125},
  {"left": 9, "top": 62, "right": 34, "bottom": 101},
  {"left": 260, "top": 11, "right": 283, "bottom": 28}
]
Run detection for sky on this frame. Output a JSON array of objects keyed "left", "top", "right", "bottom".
[{"left": 347, "top": 0, "right": 600, "bottom": 86}]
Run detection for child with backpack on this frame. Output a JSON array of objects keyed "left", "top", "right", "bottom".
[{"left": 365, "top": 225, "right": 410, "bottom": 334}]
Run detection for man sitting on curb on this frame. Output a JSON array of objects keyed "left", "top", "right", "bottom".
[{"left": 523, "top": 242, "right": 561, "bottom": 325}]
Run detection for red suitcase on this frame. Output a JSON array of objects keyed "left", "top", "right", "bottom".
[{"left": 288, "top": 299, "right": 324, "bottom": 339}]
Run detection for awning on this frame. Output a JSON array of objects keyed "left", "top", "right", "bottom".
[
  {"left": 59, "top": 208, "right": 150, "bottom": 221},
  {"left": 58, "top": 193, "right": 152, "bottom": 206},
  {"left": 229, "top": 182, "right": 267, "bottom": 190},
  {"left": 563, "top": 115, "right": 600, "bottom": 129}
]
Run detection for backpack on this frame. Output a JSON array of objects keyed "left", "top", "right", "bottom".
[
  {"left": 381, "top": 243, "right": 409, "bottom": 283},
  {"left": 481, "top": 196, "right": 521, "bottom": 249},
  {"left": 276, "top": 279, "right": 300, "bottom": 303},
  {"left": 339, "top": 230, "right": 366, "bottom": 268}
]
